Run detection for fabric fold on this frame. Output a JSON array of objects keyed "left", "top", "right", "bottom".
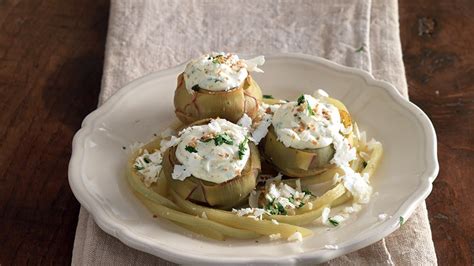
[{"left": 72, "top": 1, "right": 437, "bottom": 265}]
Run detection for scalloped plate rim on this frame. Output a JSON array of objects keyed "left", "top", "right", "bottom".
[{"left": 68, "top": 53, "right": 439, "bottom": 265}]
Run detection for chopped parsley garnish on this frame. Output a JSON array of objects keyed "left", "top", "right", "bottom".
[
  {"left": 399, "top": 216, "right": 405, "bottom": 226},
  {"left": 355, "top": 46, "right": 365, "bottom": 53},
  {"left": 288, "top": 196, "right": 295, "bottom": 204},
  {"left": 307, "top": 104, "right": 315, "bottom": 116},
  {"left": 297, "top": 95, "right": 305, "bottom": 105},
  {"left": 328, "top": 218, "right": 339, "bottom": 226},
  {"left": 191, "top": 85, "right": 200, "bottom": 91},
  {"left": 143, "top": 157, "right": 151, "bottom": 163},
  {"left": 238, "top": 137, "right": 248, "bottom": 159},
  {"left": 263, "top": 94, "right": 274, "bottom": 99},
  {"left": 276, "top": 203, "right": 287, "bottom": 215},
  {"left": 214, "top": 133, "right": 233, "bottom": 146},
  {"left": 185, "top": 146, "right": 198, "bottom": 153},
  {"left": 266, "top": 202, "right": 287, "bottom": 215},
  {"left": 296, "top": 95, "right": 314, "bottom": 115},
  {"left": 302, "top": 189, "right": 313, "bottom": 196}
]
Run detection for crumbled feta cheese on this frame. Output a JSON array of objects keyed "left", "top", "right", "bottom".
[
  {"left": 237, "top": 113, "right": 252, "bottom": 130},
  {"left": 253, "top": 208, "right": 267, "bottom": 219},
  {"left": 233, "top": 208, "right": 254, "bottom": 217},
  {"left": 268, "top": 183, "right": 281, "bottom": 199},
  {"left": 243, "top": 55, "right": 265, "bottom": 73},
  {"left": 287, "top": 232, "right": 303, "bottom": 242},
  {"left": 321, "top": 207, "right": 331, "bottom": 225},
  {"left": 232, "top": 208, "right": 268, "bottom": 220},
  {"left": 133, "top": 149, "right": 163, "bottom": 187},
  {"left": 263, "top": 180, "right": 312, "bottom": 214},
  {"left": 330, "top": 215, "right": 345, "bottom": 224},
  {"left": 171, "top": 164, "right": 191, "bottom": 181},
  {"left": 340, "top": 166, "right": 372, "bottom": 204},
  {"left": 330, "top": 134, "right": 357, "bottom": 167},
  {"left": 269, "top": 233, "right": 281, "bottom": 241},
  {"left": 252, "top": 112, "right": 272, "bottom": 144},
  {"left": 313, "top": 89, "right": 329, "bottom": 98}
]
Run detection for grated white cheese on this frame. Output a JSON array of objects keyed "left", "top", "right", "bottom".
[
  {"left": 330, "top": 215, "right": 345, "bottom": 224},
  {"left": 340, "top": 165, "right": 372, "bottom": 204},
  {"left": 251, "top": 112, "right": 272, "bottom": 144},
  {"left": 232, "top": 208, "right": 268, "bottom": 220},
  {"left": 171, "top": 164, "right": 191, "bottom": 181},
  {"left": 237, "top": 113, "right": 252, "bottom": 129},
  {"left": 271, "top": 219, "right": 279, "bottom": 225},
  {"left": 321, "top": 207, "right": 331, "bottom": 225},
  {"left": 237, "top": 104, "right": 278, "bottom": 145},
  {"left": 263, "top": 181, "right": 312, "bottom": 214},
  {"left": 133, "top": 149, "right": 163, "bottom": 187},
  {"left": 201, "top": 212, "right": 208, "bottom": 219},
  {"left": 313, "top": 89, "right": 329, "bottom": 98}
]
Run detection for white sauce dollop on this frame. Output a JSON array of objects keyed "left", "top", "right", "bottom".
[
  {"left": 171, "top": 119, "right": 250, "bottom": 183},
  {"left": 272, "top": 94, "right": 343, "bottom": 150},
  {"left": 183, "top": 52, "right": 264, "bottom": 93}
]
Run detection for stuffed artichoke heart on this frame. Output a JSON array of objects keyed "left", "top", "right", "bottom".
[
  {"left": 261, "top": 92, "right": 355, "bottom": 178},
  {"left": 162, "top": 118, "right": 261, "bottom": 209},
  {"left": 174, "top": 52, "right": 264, "bottom": 124}
]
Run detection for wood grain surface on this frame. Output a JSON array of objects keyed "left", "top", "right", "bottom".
[
  {"left": 399, "top": 1, "right": 474, "bottom": 265},
  {"left": 0, "top": 0, "right": 472, "bottom": 264},
  {"left": 0, "top": 0, "right": 109, "bottom": 264}
]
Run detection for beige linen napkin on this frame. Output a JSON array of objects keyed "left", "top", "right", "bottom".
[{"left": 72, "top": 0, "right": 437, "bottom": 264}]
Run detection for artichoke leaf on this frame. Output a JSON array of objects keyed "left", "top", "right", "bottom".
[
  {"left": 262, "top": 126, "right": 335, "bottom": 178},
  {"left": 174, "top": 74, "right": 263, "bottom": 124}
]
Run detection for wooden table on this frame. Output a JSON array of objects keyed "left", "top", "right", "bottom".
[{"left": 0, "top": 0, "right": 472, "bottom": 264}]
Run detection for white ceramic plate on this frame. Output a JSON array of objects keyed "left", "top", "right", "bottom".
[{"left": 69, "top": 53, "right": 438, "bottom": 265}]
